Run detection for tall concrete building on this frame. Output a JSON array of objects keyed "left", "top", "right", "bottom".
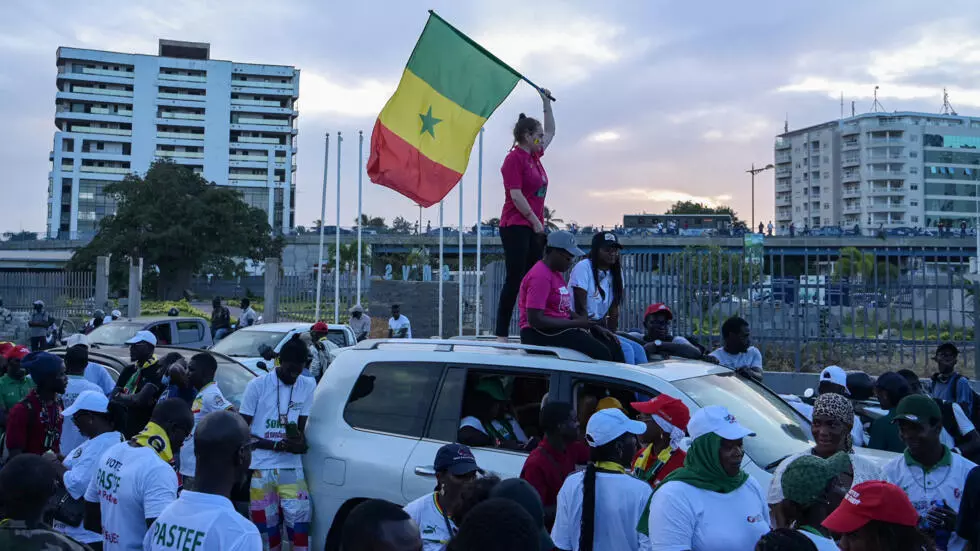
[
  {"left": 49, "top": 39, "right": 299, "bottom": 239},
  {"left": 773, "top": 111, "right": 980, "bottom": 234}
]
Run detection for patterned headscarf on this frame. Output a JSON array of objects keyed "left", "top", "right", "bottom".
[{"left": 813, "top": 393, "right": 855, "bottom": 452}]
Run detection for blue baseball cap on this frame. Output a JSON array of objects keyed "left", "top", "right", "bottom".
[{"left": 434, "top": 443, "right": 481, "bottom": 476}]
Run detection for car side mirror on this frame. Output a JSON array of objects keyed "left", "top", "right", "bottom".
[{"left": 803, "top": 388, "right": 815, "bottom": 399}]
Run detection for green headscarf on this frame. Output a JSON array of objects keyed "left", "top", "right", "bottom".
[
  {"left": 638, "top": 433, "right": 749, "bottom": 536},
  {"left": 659, "top": 432, "right": 748, "bottom": 494}
]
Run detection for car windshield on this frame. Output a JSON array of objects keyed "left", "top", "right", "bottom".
[
  {"left": 86, "top": 322, "right": 145, "bottom": 346},
  {"left": 674, "top": 372, "right": 814, "bottom": 470},
  {"left": 211, "top": 330, "right": 289, "bottom": 357}
]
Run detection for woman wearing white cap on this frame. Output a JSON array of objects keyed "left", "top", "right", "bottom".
[
  {"left": 52, "top": 390, "right": 123, "bottom": 549},
  {"left": 641, "top": 405, "right": 770, "bottom": 551},
  {"left": 551, "top": 408, "right": 652, "bottom": 551}
]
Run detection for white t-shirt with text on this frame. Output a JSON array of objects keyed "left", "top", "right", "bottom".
[
  {"left": 85, "top": 362, "right": 116, "bottom": 395},
  {"left": 144, "top": 490, "right": 262, "bottom": 551},
  {"left": 389, "top": 315, "right": 412, "bottom": 338},
  {"left": 179, "top": 382, "right": 234, "bottom": 477},
  {"left": 56, "top": 430, "right": 124, "bottom": 544},
  {"left": 84, "top": 441, "right": 178, "bottom": 551},
  {"left": 709, "top": 346, "right": 763, "bottom": 370},
  {"left": 61, "top": 375, "right": 105, "bottom": 455},
  {"left": 239, "top": 370, "right": 315, "bottom": 470},
  {"left": 646, "top": 478, "right": 770, "bottom": 551},
  {"left": 551, "top": 470, "right": 653, "bottom": 551},
  {"left": 568, "top": 259, "right": 614, "bottom": 320},
  {"left": 404, "top": 492, "right": 455, "bottom": 551}
]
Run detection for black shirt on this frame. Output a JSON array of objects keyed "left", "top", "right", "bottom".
[
  {"left": 957, "top": 466, "right": 980, "bottom": 544},
  {"left": 112, "top": 359, "right": 165, "bottom": 438}
]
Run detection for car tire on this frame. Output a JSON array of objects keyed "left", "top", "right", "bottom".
[{"left": 324, "top": 498, "right": 367, "bottom": 551}]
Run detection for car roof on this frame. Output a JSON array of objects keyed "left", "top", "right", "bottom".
[
  {"left": 237, "top": 322, "right": 349, "bottom": 332},
  {"left": 350, "top": 339, "right": 730, "bottom": 383},
  {"left": 112, "top": 316, "right": 206, "bottom": 324},
  {"left": 49, "top": 345, "right": 261, "bottom": 375}
]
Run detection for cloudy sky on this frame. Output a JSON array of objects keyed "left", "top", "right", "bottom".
[{"left": 3, "top": 0, "right": 980, "bottom": 234}]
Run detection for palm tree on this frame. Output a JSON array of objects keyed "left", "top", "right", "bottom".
[{"left": 543, "top": 206, "right": 564, "bottom": 232}]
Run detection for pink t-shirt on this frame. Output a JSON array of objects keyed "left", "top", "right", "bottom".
[
  {"left": 518, "top": 261, "right": 571, "bottom": 329},
  {"left": 500, "top": 147, "right": 548, "bottom": 228}
]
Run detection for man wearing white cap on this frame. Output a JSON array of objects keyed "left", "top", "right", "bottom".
[
  {"left": 110, "top": 330, "right": 164, "bottom": 438},
  {"left": 786, "top": 366, "right": 866, "bottom": 447},
  {"left": 551, "top": 408, "right": 652, "bottom": 551},
  {"left": 66, "top": 333, "right": 115, "bottom": 395},
  {"left": 52, "top": 390, "right": 124, "bottom": 548},
  {"left": 642, "top": 405, "right": 770, "bottom": 551},
  {"left": 60, "top": 345, "right": 104, "bottom": 454}
]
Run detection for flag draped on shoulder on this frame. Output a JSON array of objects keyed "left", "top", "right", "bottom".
[{"left": 368, "top": 11, "right": 521, "bottom": 207}]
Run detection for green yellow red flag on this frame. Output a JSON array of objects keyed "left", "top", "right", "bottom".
[{"left": 367, "top": 12, "right": 522, "bottom": 206}]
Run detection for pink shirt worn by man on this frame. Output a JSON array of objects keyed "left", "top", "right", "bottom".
[
  {"left": 500, "top": 147, "right": 548, "bottom": 228},
  {"left": 518, "top": 260, "right": 571, "bottom": 329}
]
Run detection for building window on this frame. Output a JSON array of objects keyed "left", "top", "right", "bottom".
[
  {"left": 911, "top": 184, "right": 918, "bottom": 190},
  {"left": 910, "top": 201, "right": 918, "bottom": 206},
  {"left": 911, "top": 216, "right": 919, "bottom": 223},
  {"left": 910, "top": 167, "right": 918, "bottom": 174},
  {"left": 910, "top": 151, "right": 918, "bottom": 158}
]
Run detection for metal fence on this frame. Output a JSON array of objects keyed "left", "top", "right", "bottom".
[
  {"left": 277, "top": 271, "right": 372, "bottom": 322},
  {"left": 482, "top": 249, "right": 980, "bottom": 375},
  {"left": 0, "top": 271, "right": 95, "bottom": 322}
]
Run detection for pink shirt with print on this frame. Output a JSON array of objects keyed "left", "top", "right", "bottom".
[
  {"left": 500, "top": 147, "right": 548, "bottom": 228},
  {"left": 518, "top": 261, "right": 571, "bottom": 329}
]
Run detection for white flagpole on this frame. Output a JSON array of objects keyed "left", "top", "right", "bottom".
[
  {"left": 314, "top": 132, "right": 329, "bottom": 321},
  {"left": 438, "top": 201, "right": 444, "bottom": 338},
  {"left": 458, "top": 178, "right": 464, "bottom": 336},
  {"left": 475, "top": 129, "right": 484, "bottom": 335},
  {"left": 356, "top": 130, "right": 363, "bottom": 306},
  {"left": 334, "top": 131, "right": 342, "bottom": 324}
]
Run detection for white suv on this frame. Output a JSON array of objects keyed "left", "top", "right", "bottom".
[{"left": 304, "top": 339, "right": 893, "bottom": 551}]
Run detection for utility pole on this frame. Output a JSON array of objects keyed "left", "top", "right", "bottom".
[{"left": 746, "top": 163, "right": 775, "bottom": 229}]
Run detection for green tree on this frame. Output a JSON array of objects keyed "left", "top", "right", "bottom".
[
  {"left": 543, "top": 206, "right": 564, "bottom": 232},
  {"left": 70, "top": 161, "right": 283, "bottom": 299},
  {"left": 666, "top": 200, "right": 742, "bottom": 225},
  {"left": 325, "top": 241, "right": 372, "bottom": 270},
  {"left": 355, "top": 214, "right": 387, "bottom": 229},
  {"left": 391, "top": 216, "right": 413, "bottom": 234},
  {"left": 833, "top": 247, "right": 900, "bottom": 283}
]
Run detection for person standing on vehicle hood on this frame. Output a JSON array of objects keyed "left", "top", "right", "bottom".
[
  {"left": 404, "top": 443, "right": 483, "bottom": 551},
  {"left": 709, "top": 316, "right": 763, "bottom": 382},
  {"left": 349, "top": 304, "right": 372, "bottom": 342},
  {"left": 883, "top": 394, "right": 977, "bottom": 551},
  {"left": 869, "top": 372, "right": 913, "bottom": 453},
  {"left": 111, "top": 330, "right": 164, "bottom": 438},
  {"left": 240, "top": 334, "right": 315, "bottom": 551},
  {"left": 179, "top": 353, "right": 235, "bottom": 492},
  {"left": 769, "top": 393, "right": 881, "bottom": 507},
  {"left": 494, "top": 89, "right": 555, "bottom": 341},
  {"left": 630, "top": 395, "right": 690, "bottom": 489},
  {"left": 28, "top": 300, "right": 52, "bottom": 352}
]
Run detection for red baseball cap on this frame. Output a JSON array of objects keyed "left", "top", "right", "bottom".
[
  {"left": 631, "top": 395, "right": 690, "bottom": 431},
  {"left": 310, "top": 321, "right": 329, "bottom": 332},
  {"left": 4, "top": 346, "right": 30, "bottom": 361},
  {"left": 0, "top": 342, "right": 13, "bottom": 356},
  {"left": 644, "top": 303, "right": 673, "bottom": 320},
  {"left": 822, "top": 481, "right": 919, "bottom": 534}
]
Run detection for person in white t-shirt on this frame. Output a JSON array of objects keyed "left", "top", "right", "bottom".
[
  {"left": 551, "top": 408, "right": 651, "bottom": 551},
  {"left": 709, "top": 316, "right": 764, "bottom": 382},
  {"left": 145, "top": 410, "right": 261, "bottom": 551},
  {"left": 66, "top": 333, "right": 115, "bottom": 395},
  {"left": 239, "top": 298, "right": 259, "bottom": 328},
  {"left": 84, "top": 398, "right": 194, "bottom": 551},
  {"left": 642, "top": 405, "right": 770, "bottom": 551},
  {"left": 388, "top": 304, "right": 412, "bottom": 338},
  {"left": 52, "top": 390, "right": 124, "bottom": 547},
  {"left": 239, "top": 334, "right": 315, "bottom": 551},
  {"left": 883, "top": 394, "right": 978, "bottom": 551},
  {"left": 61, "top": 345, "right": 105, "bottom": 454},
  {"left": 403, "top": 443, "right": 483, "bottom": 551},
  {"left": 179, "top": 353, "right": 235, "bottom": 490},
  {"left": 769, "top": 453, "right": 854, "bottom": 551}
]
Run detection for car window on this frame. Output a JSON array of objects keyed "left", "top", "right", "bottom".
[
  {"left": 572, "top": 379, "right": 656, "bottom": 434},
  {"left": 176, "top": 321, "right": 205, "bottom": 344},
  {"left": 212, "top": 331, "right": 289, "bottom": 357},
  {"left": 214, "top": 361, "right": 256, "bottom": 408},
  {"left": 455, "top": 368, "right": 550, "bottom": 449},
  {"left": 674, "top": 372, "right": 813, "bottom": 470},
  {"left": 150, "top": 322, "right": 172, "bottom": 346},
  {"left": 344, "top": 362, "right": 444, "bottom": 438},
  {"left": 326, "top": 329, "right": 349, "bottom": 347},
  {"left": 86, "top": 322, "right": 144, "bottom": 346}
]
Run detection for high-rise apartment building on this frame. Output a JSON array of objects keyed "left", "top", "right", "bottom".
[
  {"left": 49, "top": 39, "right": 299, "bottom": 239},
  {"left": 773, "top": 111, "right": 980, "bottom": 234}
]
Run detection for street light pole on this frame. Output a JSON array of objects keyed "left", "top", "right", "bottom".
[{"left": 746, "top": 163, "right": 775, "bottom": 230}]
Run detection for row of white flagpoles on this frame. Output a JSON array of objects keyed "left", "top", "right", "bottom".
[{"left": 313, "top": 129, "right": 486, "bottom": 338}]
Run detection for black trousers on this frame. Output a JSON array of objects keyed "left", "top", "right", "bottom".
[
  {"left": 495, "top": 226, "right": 545, "bottom": 337},
  {"left": 29, "top": 336, "right": 45, "bottom": 352},
  {"left": 520, "top": 327, "right": 623, "bottom": 362}
]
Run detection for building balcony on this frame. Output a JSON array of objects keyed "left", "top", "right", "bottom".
[
  {"left": 58, "top": 72, "right": 133, "bottom": 86},
  {"left": 775, "top": 183, "right": 791, "bottom": 193},
  {"left": 231, "top": 79, "right": 294, "bottom": 90},
  {"left": 775, "top": 137, "right": 791, "bottom": 150},
  {"left": 841, "top": 126, "right": 860, "bottom": 136},
  {"left": 235, "top": 136, "right": 281, "bottom": 145},
  {"left": 68, "top": 126, "right": 132, "bottom": 136},
  {"left": 775, "top": 167, "right": 792, "bottom": 177},
  {"left": 159, "top": 111, "right": 205, "bottom": 121},
  {"left": 229, "top": 154, "right": 269, "bottom": 161},
  {"left": 867, "top": 154, "right": 905, "bottom": 161},
  {"left": 866, "top": 170, "right": 907, "bottom": 179},
  {"left": 155, "top": 150, "right": 204, "bottom": 159},
  {"left": 234, "top": 116, "right": 292, "bottom": 126},
  {"left": 231, "top": 84, "right": 296, "bottom": 97},
  {"left": 69, "top": 86, "right": 133, "bottom": 97},
  {"left": 55, "top": 111, "right": 132, "bottom": 125},
  {"left": 231, "top": 98, "right": 284, "bottom": 108},
  {"left": 56, "top": 90, "right": 134, "bottom": 105},
  {"left": 842, "top": 172, "right": 860, "bottom": 183},
  {"left": 842, "top": 187, "right": 861, "bottom": 198},
  {"left": 60, "top": 164, "right": 74, "bottom": 171},
  {"left": 867, "top": 138, "right": 904, "bottom": 147},
  {"left": 156, "top": 131, "right": 204, "bottom": 140},
  {"left": 228, "top": 173, "right": 267, "bottom": 181},
  {"left": 776, "top": 197, "right": 791, "bottom": 207},
  {"left": 155, "top": 118, "right": 205, "bottom": 129},
  {"left": 158, "top": 73, "right": 207, "bottom": 83},
  {"left": 868, "top": 187, "right": 907, "bottom": 196},
  {"left": 79, "top": 67, "right": 134, "bottom": 79},
  {"left": 867, "top": 203, "right": 906, "bottom": 212},
  {"left": 841, "top": 158, "right": 860, "bottom": 168},
  {"left": 842, "top": 140, "right": 860, "bottom": 150},
  {"left": 230, "top": 104, "right": 295, "bottom": 116},
  {"left": 230, "top": 123, "right": 293, "bottom": 133},
  {"left": 228, "top": 178, "right": 271, "bottom": 187},
  {"left": 157, "top": 92, "right": 205, "bottom": 102},
  {"left": 80, "top": 165, "right": 130, "bottom": 174},
  {"left": 843, "top": 204, "right": 862, "bottom": 213}
]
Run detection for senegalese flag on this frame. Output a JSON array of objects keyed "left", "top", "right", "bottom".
[{"left": 367, "top": 11, "right": 522, "bottom": 207}]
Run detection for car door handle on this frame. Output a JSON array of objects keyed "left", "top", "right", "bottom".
[{"left": 415, "top": 466, "right": 437, "bottom": 477}]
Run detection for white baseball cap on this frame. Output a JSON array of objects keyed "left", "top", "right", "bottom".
[
  {"left": 585, "top": 408, "right": 647, "bottom": 448},
  {"left": 63, "top": 390, "right": 109, "bottom": 418},
  {"left": 820, "top": 365, "right": 850, "bottom": 394},
  {"left": 66, "top": 333, "right": 89, "bottom": 348},
  {"left": 125, "top": 330, "right": 157, "bottom": 346},
  {"left": 688, "top": 405, "right": 756, "bottom": 441}
]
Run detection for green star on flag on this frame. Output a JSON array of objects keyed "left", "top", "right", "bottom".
[{"left": 419, "top": 106, "right": 442, "bottom": 137}]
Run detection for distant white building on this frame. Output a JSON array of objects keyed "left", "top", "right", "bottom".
[
  {"left": 49, "top": 39, "right": 299, "bottom": 239},
  {"left": 774, "top": 111, "right": 980, "bottom": 234}
]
